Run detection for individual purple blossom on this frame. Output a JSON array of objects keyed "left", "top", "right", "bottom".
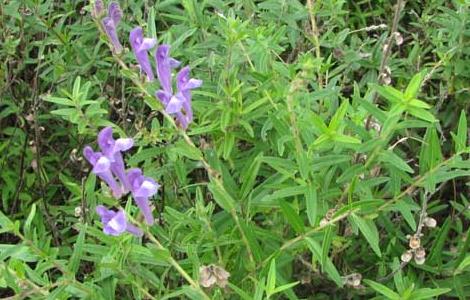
[
  {"left": 127, "top": 168, "right": 160, "bottom": 225},
  {"left": 130, "top": 27, "right": 157, "bottom": 81},
  {"left": 83, "top": 147, "right": 123, "bottom": 198},
  {"left": 102, "top": 2, "right": 123, "bottom": 54},
  {"left": 155, "top": 45, "right": 202, "bottom": 129},
  {"left": 155, "top": 44, "right": 180, "bottom": 105},
  {"left": 91, "top": 0, "right": 104, "bottom": 18},
  {"left": 97, "top": 127, "right": 133, "bottom": 193},
  {"left": 174, "top": 66, "right": 202, "bottom": 129},
  {"left": 96, "top": 205, "right": 143, "bottom": 236}
]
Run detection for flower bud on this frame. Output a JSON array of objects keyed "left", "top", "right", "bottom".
[
  {"left": 393, "top": 32, "right": 403, "bottom": 46},
  {"left": 424, "top": 217, "right": 437, "bottom": 228},
  {"left": 401, "top": 250, "right": 413, "bottom": 262}
]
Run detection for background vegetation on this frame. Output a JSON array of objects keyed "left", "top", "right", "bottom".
[{"left": 1, "top": 0, "right": 470, "bottom": 299}]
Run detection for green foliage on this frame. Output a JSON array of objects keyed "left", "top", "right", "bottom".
[{"left": 1, "top": 0, "right": 470, "bottom": 299}]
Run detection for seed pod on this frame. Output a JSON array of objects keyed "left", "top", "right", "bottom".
[
  {"left": 393, "top": 32, "right": 403, "bottom": 46},
  {"left": 409, "top": 235, "right": 421, "bottom": 250},
  {"left": 414, "top": 255, "right": 425, "bottom": 265},
  {"left": 415, "top": 247, "right": 426, "bottom": 259},
  {"left": 401, "top": 250, "right": 413, "bottom": 262},
  {"left": 424, "top": 217, "right": 437, "bottom": 228},
  {"left": 351, "top": 273, "right": 362, "bottom": 287}
]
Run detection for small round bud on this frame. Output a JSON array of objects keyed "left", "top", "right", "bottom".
[
  {"left": 409, "top": 235, "right": 421, "bottom": 250},
  {"left": 424, "top": 217, "right": 437, "bottom": 228},
  {"left": 393, "top": 32, "right": 403, "bottom": 46},
  {"left": 401, "top": 250, "right": 413, "bottom": 263},
  {"left": 74, "top": 206, "right": 82, "bottom": 217}
]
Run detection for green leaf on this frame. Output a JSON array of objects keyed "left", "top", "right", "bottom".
[
  {"left": 0, "top": 210, "right": 14, "bottom": 233},
  {"left": 321, "top": 225, "right": 334, "bottom": 271},
  {"left": 266, "top": 259, "right": 276, "bottom": 297},
  {"left": 23, "top": 204, "right": 36, "bottom": 239},
  {"left": 271, "top": 281, "right": 300, "bottom": 295},
  {"left": 171, "top": 140, "right": 203, "bottom": 161},
  {"left": 306, "top": 238, "right": 343, "bottom": 287},
  {"left": 350, "top": 214, "right": 381, "bottom": 257},
  {"left": 455, "top": 255, "right": 470, "bottom": 274},
  {"left": 428, "top": 217, "right": 451, "bottom": 264},
  {"left": 68, "top": 225, "right": 86, "bottom": 274},
  {"left": 409, "top": 98, "right": 431, "bottom": 109},
  {"left": 72, "top": 76, "right": 81, "bottom": 99},
  {"left": 310, "top": 112, "right": 329, "bottom": 133},
  {"left": 409, "top": 288, "right": 451, "bottom": 300},
  {"left": 363, "top": 279, "right": 401, "bottom": 300},
  {"left": 207, "top": 180, "right": 236, "bottom": 212},
  {"left": 279, "top": 200, "right": 304, "bottom": 234},
  {"left": 455, "top": 110, "right": 468, "bottom": 152},
  {"left": 333, "top": 134, "right": 361, "bottom": 144},
  {"left": 240, "top": 153, "right": 263, "bottom": 200},
  {"left": 376, "top": 85, "right": 404, "bottom": 104},
  {"left": 379, "top": 149, "right": 414, "bottom": 173},
  {"left": 43, "top": 96, "right": 75, "bottom": 106},
  {"left": 329, "top": 100, "right": 349, "bottom": 131},
  {"left": 228, "top": 283, "right": 254, "bottom": 300},
  {"left": 305, "top": 183, "right": 318, "bottom": 226},
  {"left": 404, "top": 71, "right": 425, "bottom": 100},
  {"left": 407, "top": 106, "right": 436, "bottom": 123}
]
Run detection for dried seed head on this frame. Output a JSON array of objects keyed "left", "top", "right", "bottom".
[
  {"left": 393, "top": 32, "right": 403, "bottom": 46},
  {"left": 199, "top": 265, "right": 230, "bottom": 289},
  {"left": 381, "top": 66, "right": 392, "bottom": 85},
  {"left": 401, "top": 250, "right": 413, "bottom": 262},
  {"left": 415, "top": 247, "right": 426, "bottom": 259},
  {"left": 424, "top": 217, "right": 437, "bottom": 228},
  {"left": 409, "top": 235, "right": 421, "bottom": 250},
  {"left": 344, "top": 273, "right": 362, "bottom": 287},
  {"left": 414, "top": 255, "right": 425, "bottom": 265}
]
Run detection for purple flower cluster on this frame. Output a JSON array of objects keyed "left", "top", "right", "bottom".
[
  {"left": 129, "top": 35, "right": 202, "bottom": 129},
  {"left": 84, "top": 127, "right": 159, "bottom": 237},
  {"left": 92, "top": 1, "right": 202, "bottom": 129},
  {"left": 93, "top": 1, "right": 123, "bottom": 54},
  {"left": 154, "top": 46, "right": 202, "bottom": 129}
]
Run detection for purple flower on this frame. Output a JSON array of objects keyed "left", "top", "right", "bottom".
[
  {"left": 155, "top": 45, "right": 202, "bottom": 129},
  {"left": 96, "top": 205, "right": 143, "bottom": 236},
  {"left": 127, "top": 168, "right": 159, "bottom": 225},
  {"left": 102, "top": 2, "right": 123, "bottom": 54},
  {"left": 92, "top": 0, "right": 104, "bottom": 18},
  {"left": 83, "top": 146, "right": 123, "bottom": 198},
  {"left": 97, "top": 127, "right": 133, "bottom": 193},
  {"left": 130, "top": 27, "right": 157, "bottom": 81},
  {"left": 174, "top": 66, "right": 202, "bottom": 129},
  {"left": 155, "top": 45, "right": 180, "bottom": 104}
]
